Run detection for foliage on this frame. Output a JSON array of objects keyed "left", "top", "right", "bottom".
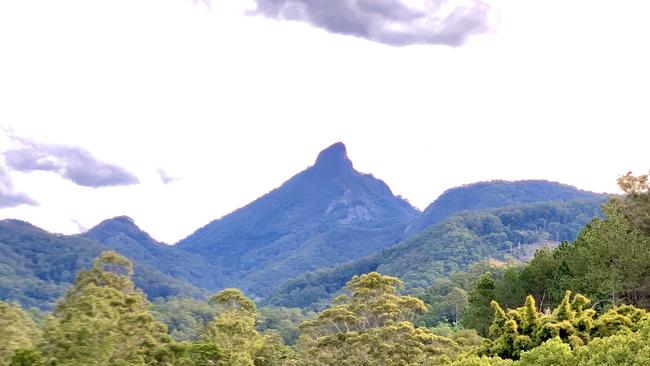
[
  {"left": 201, "top": 288, "right": 294, "bottom": 366},
  {"left": 256, "top": 307, "right": 315, "bottom": 346},
  {"left": 516, "top": 337, "right": 575, "bottom": 366},
  {"left": 468, "top": 315, "right": 650, "bottom": 366},
  {"left": 427, "top": 323, "right": 484, "bottom": 353},
  {"left": 298, "top": 272, "right": 461, "bottom": 365},
  {"left": 8, "top": 348, "right": 44, "bottom": 366},
  {"left": 418, "top": 272, "right": 476, "bottom": 326},
  {"left": 574, "top": 318, "right": 650, "bottom": 365},
  {"left": 151, "top": 297, "right": 313, "bottom": 346},
  {"left": 0, "top": 301, "right": 41, "bottom": 365},
  {"left": 477, "top": 203, "right": 650, "bottom": 314},
  {"left": 82, "top": 216, "right": 223, "bottom": 292},
  {"left": 0, "top": 219, "right": 204, "bottom": 310},
  {"left": 481, "top": 291, "right": 648, "bottom": 360},
  {"left": 612, "top": 171, "right": 650, "bottom": 235},
  {"left": 38, "top": 251, "right": 173, "bottom": 366},
  {"left": 463, "top": 274, "right": 499, "bottom": 336},
  {"left": 267, "top": 198, "right": 604, "bottom": 309},
  {"left": 449, "top": 355, "right": 514, "bottom": 366},
  {"left": 150, "top": 297, "right": 218, "bottom": 341}
]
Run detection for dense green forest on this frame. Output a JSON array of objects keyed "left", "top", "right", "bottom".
[
  {"left": 406, "top": 180, "right": 601, "bottom": 235},
  {"left": 0, "top": 220, "right": 205, "bottom": 310},
  {"left": 266, "top": 198, "right": 605, "bottom": 309},
  {"left": 1, "top": 171, "right": 649, "bottom": 365}
]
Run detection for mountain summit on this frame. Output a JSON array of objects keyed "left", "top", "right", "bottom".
[
  {"left": 313, "top": 142, "right": 353, "bottom": 172},
  {"left": 176, "top": 142, "right": 418, "bottom": 297}
]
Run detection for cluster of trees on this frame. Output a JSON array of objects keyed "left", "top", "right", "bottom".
[
  {"left": 3, "top": 255, "right": 649, "bottom": 366},
  {"left": 447, "top": 291, "right": 650, "bottom": 366},
  {"left": 0, "top": 252, "right": 296, "bottom": 366},
  {"left": 0, "top": 256, "right": 469, "bottom": 365},
  {"left": 268, "top": 198, "right": 604, "bottom": 309},
  {"left": 456, "top": 172, "right": 650, "bottom": 336},
  {"left": 0, "top": 219, "right": 206, "bottom": 310}
]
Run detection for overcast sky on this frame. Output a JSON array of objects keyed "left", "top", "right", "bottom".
[{"left": 1, "top": 0, "right": 648, "bottom": 243}]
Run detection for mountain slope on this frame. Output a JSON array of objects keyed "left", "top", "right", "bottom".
[
  {"left": 0, "top": 219, "right": 204, "bottom": 310},
  {"left": 407, "top": 180, "right": 601, "bottom": 235},
  {"left": 83, "top": 216, "right": 223, "bottom": 290},
  {"left": 176, "top": 142, "right": 419, "bottom": 297},
  {"left": 266, "top": 197, "right": 607, "bottom": 309}
]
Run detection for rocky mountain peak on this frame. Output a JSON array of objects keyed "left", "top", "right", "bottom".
[{"left": 313, "top": 142, "right": 353, "bottom": 172}]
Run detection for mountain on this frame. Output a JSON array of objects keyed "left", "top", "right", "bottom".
[
  {"left": 406, "top": 180, "right": 601, "bottom": 235},
  {"left": 0, "top": 143, "right": 611, "bottom": 310},
  {"left": 266, "top": 197, "right": 607, "bottom": 309},
  {"left": 82, "top": 216, "right": 223, "bottom": 290},
  {"left": 0, "top": 219, "right": 204, "bottom": 310},
  {"left": 176, "top": 142, "right": 419, "bottom": 297}
]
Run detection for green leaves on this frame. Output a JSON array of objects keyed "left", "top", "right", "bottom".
[
  {"left": 299, "top": 272, "right": 461, "bottom": 365},
  {"left": 0, "top": 301, "right": 41, "bottom": 365},
  {"left": 38, "top": 251, "right": 172, "bottom": 366},
  {"left": 201, "top": 289, "right": 293, "bottom": 366},
  {"left": 481, "top": 291, "right": 648, "bottom": 360},
  {"left": 209, "top": 289, "right": 256, "bottom": 314}
]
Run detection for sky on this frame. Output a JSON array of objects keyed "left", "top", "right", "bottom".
[{"left": 0, "top": 0, "right": 649, "bottom": 243}]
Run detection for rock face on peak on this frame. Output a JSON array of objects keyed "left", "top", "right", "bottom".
[
  {"left": 313, "top": 142, "right": 353, "bottom": 172},
  {"left": 176, "top": 143, "right": 418, "bottom": 297}
]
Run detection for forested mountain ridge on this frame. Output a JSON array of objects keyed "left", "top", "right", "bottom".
[
  {"left": 176, "top": 142, "right": 419, "bottom": 297},
  {"left": 266, "top": 197, "right": 607, "bottom": 309},
  {"left": 0, "top": 219, "right": 204, "bottom": 310},
  {"left": 82, "top": 216, "right": 223, "bottom": 290},
  {"left": 407, "top": 180, "right": 603, "bottom": 235}
]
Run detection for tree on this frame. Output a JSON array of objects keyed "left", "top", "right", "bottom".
[
  {"left": 481, "top": 291, "right": 648, "bottom": 360},
  {"left": 150, "top": 297, "right": 217, "bottom": 341},
  {"left": 575, "top": 318, "right": 650, "bottom": 366},
  {"left": 201, "top": 288, "right": 293, "bottom": 366},
  {"left": 38, "top": 251, "right": 172, "bottom": 366},
  {"left": 516, "top": 247, "right": 562, "bottom": 310},
  {"left": 0, "top": 301, "right": 41, "bottom": 365},
  {"left": 463, "top": 274, "right": 498, "bottom": 336},
  {"left": 613, "top": 171, "right": 650, "bottom": 235},
  {"left": 9, "top": 348, "right": 44, "bottom": 366},
  {"left": 517, "top": 337, "right": 575, "bottom": 366},
  {"left": 256, "top": 307, "right": 314, "bottom": 345},
  {"left": 447, "top": 287, "right": 469, "bottom": 324},
  {"left": 299, "top": 272, "right": 460, "bottom": 365},
  {"left": 569, "top": 213, "right": 650, "bottom": 306}
]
